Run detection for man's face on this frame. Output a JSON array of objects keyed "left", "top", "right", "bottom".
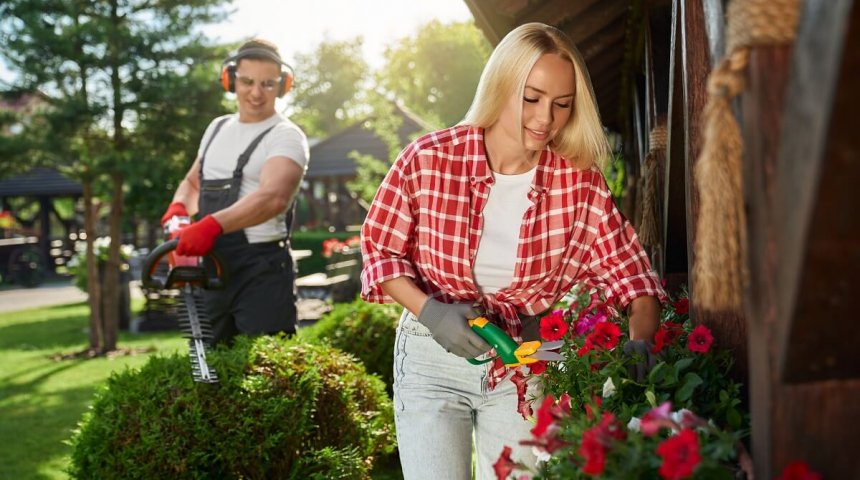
[{"left": 234, "top": 58, "right": 282, "bottom": 123}]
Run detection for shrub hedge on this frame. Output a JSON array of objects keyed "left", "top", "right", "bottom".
[
  {"left": 299, "top": 299, "right": 401, "bottom": 394},
  {"left": 68, "top": 335, "right": 395, "bottom": 479}
]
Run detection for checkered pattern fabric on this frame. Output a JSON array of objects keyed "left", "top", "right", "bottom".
[{"left": 361, "top": 125, "right": 665, "bottom": 387}]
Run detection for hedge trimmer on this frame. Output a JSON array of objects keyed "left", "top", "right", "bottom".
[
  {"left": 141, "top": 221, "right": 226, "bottom": 383},
  {"left": 466, "top": 316, "right": 564, "bottom": 367}
]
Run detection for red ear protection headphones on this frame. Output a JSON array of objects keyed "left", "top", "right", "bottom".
[{"left": 219, "top": 47, "right": 295, "bottom": 98}]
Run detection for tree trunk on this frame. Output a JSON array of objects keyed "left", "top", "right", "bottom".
[
  {"left": 83, "top": 177, "right": 103, "bottom": 353},
  {"left": 102, "top": 171, "right": 123, "bottom": 352}
]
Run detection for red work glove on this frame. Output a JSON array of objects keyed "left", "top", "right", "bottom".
[
  {"left": 176, "top": 215, "right": 223, "bottom": 256},
  {"left": 160, "top": 201, "right": 188, "bottom": 226}
]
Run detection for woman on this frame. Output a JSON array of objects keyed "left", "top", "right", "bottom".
[{"left": 361, "top": 22, "right": 664, "bottom": 479}]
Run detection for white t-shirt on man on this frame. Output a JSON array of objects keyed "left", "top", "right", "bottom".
[{"left": 197, "top": 112, "right": 309, "bottom": 243}]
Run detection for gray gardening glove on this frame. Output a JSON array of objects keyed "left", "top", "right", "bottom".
[
  {"left": 416, "top": 298, "right": 492, "bottom": 358},
  {"left": 623, "top": 339, "right": 657, "bottom": 382}
]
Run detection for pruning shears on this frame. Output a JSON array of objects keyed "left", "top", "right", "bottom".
[{"left": 467, "top": 316, "right": 564, "bottom": 367}]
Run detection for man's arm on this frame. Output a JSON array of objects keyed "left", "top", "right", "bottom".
[
  {"left": 212, "top": 155, "right": 304, "bottom": 233},
  {"left": 171, "top": 157, "right": 203, "bottom": 216}
]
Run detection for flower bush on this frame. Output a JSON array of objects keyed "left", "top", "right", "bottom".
[
  {"left": 66, "top": 236, "right": 133, "bottom": 292},
  {"left": 321, "top": 235, "right": 361, "bottom": 258},
  {"left": 496, "top": 285, "right": 749, "bottom": 479}
]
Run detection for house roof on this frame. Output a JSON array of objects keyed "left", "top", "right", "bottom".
[
  {"left": 462, "top": 0, "right": 668, "bottom": 130},
  {"left": 0, "top": 167, "right": 82, "bottom": 198},
  {"left": 305, "top": 104, "right": 431, "bottom": 179}
]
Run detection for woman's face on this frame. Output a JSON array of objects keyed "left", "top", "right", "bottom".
[{"left": 498, "top": 53, "right": 576, "bottom": 152}]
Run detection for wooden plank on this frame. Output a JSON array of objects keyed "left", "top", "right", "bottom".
[
  {"left": 578, "top": 18, "right": 627, "bottom": 62},
  {"left": 776, "top": 0, "right": 860, "bottom": 384},
  {"left": 516, "top": 0, "right": 600, "bottom": 28},
  {"left": 561, "top": 0, "right": 630, "bottom": 46},
  {"left": 463, "top": 0, "right": 512, "bottom": 45}
]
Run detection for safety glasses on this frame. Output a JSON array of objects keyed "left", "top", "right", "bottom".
[{"left": 235, "top": 74, "right": 280, "bottom": 92}]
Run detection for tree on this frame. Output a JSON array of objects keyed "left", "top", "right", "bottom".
[
  {"left": 290, "top": 38, "right": 369, "bottom": 138},
  {"left": 379, "top": 21, "right": 491, "bottom": 128},
  {"left": 0, "top": 0, "right": 230, "bottom": 354}
]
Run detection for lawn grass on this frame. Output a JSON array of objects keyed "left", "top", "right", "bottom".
[
  {"left": 0, "top": 300, "right": 186, "bottom": 480},
  {"left": 0, "top": 299, "right": 404, "bottom": 480}
]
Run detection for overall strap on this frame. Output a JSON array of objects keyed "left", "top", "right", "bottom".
[
  {"left": 198, "top": 116, "right": 230, "bottom": 181},
  {"left": 232, "top": 125, "right": 277, "bottom": 179}
]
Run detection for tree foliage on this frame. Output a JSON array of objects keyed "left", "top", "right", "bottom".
[
  {"left": 290, "top": 37, "right": 369, "bottom": 138},
  {"left": 0, "top": 0, "right": 231, "bottom": 353},
  {"left": 379, "top": 20, "right": 491, "bottom": 128}
]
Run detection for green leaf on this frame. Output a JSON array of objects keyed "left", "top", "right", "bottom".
[
  {"left": 645, "top": 390, "right": 657, "bottom": 407},
  {"left": 648, "top": 362, "right": 667, "bottom": 384},
  {"left": 674, "top": 372, "right": 703, "bottom": 403},
  {"left": 727, "top": 408, "right": 742, "bottom": 429},
  {"left": 674, "top": 357, "right": 694, "bottom": 373}
]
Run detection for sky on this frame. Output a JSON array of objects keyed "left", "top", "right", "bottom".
[
  {"left": 0, "top": 0, "right": 475, "bottom": 83},
  {"left": 202, "top": 0, "right": 475, "bottom": 68}
]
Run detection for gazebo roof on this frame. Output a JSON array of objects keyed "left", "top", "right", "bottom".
[
  {"left": 306, "top": 104, "right": 431, "bottom": 179},
  {"left": 0, "top": 167, "right": 82, "bottom": 198}
]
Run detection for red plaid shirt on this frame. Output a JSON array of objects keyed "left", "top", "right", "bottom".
[{"left": 361, "top": 126, "right": 664, "bottom": 386}]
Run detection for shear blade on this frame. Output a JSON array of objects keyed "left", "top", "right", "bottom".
[
  {"left": 527, "top": 351, "right": 564, "bottom": 361},
  {"left": 538, "top": 340, "right": 564, "bottom": 351}
]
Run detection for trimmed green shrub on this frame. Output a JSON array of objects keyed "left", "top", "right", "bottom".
[
  {"left": 67, "top": 335, "right": 395, "bottom": 479},
  {"left": 300, "top": 299, "right": 401, "bottom": 394}
]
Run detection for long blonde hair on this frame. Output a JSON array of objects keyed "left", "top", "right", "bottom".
[{"left": 461, "top": 23, "right": 609, "bottom": 169}]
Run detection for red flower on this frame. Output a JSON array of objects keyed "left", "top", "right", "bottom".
[
  {"left": 531, "top": 396, "right": 557, "bottom": 437},
  {"left": 588, "top": 322, "right": 621, "bottom": 350},
  {"left": 510, "top": 369, "right": 533, "bottom": 420},
  {"left": 652, "top": 322, "right": 684, "bottom": 354},
  {"left": 775, "top": 461, "right": 823, "bottom": 480},
  {"left": 657, "top": 429, "right": 702, "bottom": 480},
  {"left": 576, "top": 338, "right": 595, "bottom": 357},
  {"left": 493, "top": 446, "right": 516, "bottom": 480},
  {"left": 528, "top": 360, "right": 547, "bottom": 375},
  {"left": 687, "top": 325, "right": 714, "bottom": 354},
  {"left": 579, "top": 428, "right": 606, "bottom": 476},
  {"left": 539, "top": 310, "right": 568, "bottom": 341},
  {"left": 673, "top": 297, "right": 689, "bottom": 315}
]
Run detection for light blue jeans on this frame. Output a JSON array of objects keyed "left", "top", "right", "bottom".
[{"left": 393, "top": 310, "right": 540, "bottom": 480}]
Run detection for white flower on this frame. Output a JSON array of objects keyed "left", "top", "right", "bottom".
[
  {"left": 627, "top": 416, "right": 641, "bottom": 432},
  {"left": 671, "top": 408, "right": 693, "bottom": 425},
  {"left": 532, "top": 446, "right": 552, "bottom": 464},
  {"left": 602, "top": 377, "right": 616, "bottom": 398}
]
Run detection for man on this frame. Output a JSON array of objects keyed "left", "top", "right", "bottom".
[{"left": 160, "top": 39, "right": 309, "bottom": 344}]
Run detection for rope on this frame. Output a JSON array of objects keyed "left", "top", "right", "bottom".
[
  {"left": 693, "top": 0, "right": 800, "bottom": 311},
  {"left": 638, "top": 121, "right": 668, "bottom": 247}
]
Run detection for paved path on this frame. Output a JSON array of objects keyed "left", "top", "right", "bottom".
[
  {"left": 0, "top": 280, "right": 329, "bottom": 322},
  {"left": 0, "top": 281, "right": 89, "bottom": 313}
]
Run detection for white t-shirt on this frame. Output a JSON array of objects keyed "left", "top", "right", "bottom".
[
  {"left": 197, "top": 112, "right": 309, "bottom": 243},
  {"left": 472, "top": 167, "right": 537, "bottom": 294}
]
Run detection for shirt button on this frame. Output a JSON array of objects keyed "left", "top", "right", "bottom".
[{"left": 470, "top": 176, "right": 476, "bottom": 182}]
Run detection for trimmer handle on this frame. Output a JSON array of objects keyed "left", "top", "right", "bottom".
[
  {"left": 467, "top": 317, "right": 521, "bottom": 366},
  {"left": 140, "top": 239, "right": 227, "bottom": 290}
]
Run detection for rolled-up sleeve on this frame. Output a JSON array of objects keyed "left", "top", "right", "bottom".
[
  {"left": 360, "top": 145, "right": 419, "bottom": 303},
  {"left": 587, "top": 188, "right": 666, "bottom": 309}
]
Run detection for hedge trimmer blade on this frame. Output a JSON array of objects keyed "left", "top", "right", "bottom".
[{"left": 178, "top": 285, "right": 218, "bottom": 383}]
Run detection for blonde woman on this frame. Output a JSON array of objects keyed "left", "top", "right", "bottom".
[{"left": 361, "top": 23, "right": 664, "bottom": 479}]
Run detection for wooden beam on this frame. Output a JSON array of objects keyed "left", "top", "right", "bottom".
[
  {"left": 578, "top": 18, "right": 627, "bottom": 62},
  {"left": 776, "top": 0, "right": 860, "bottom": 385},
  {"left": 515, "top": 0, "right": 601, "bottom": 28},
  {"left": 663, "top": 0, "right": 688, "bottom": 287},
  {"left": 561, "top": 0, "right": 630, "bottom": 46},
  {"left": 463, "top": 0, "right": 513, "bottom": 45}
]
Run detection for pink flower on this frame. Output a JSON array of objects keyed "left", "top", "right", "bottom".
[
  {"left": 640, "top": 402, "right": 674, "bottom": 437},
  {"left": 687, "top": 325, "right": 714, "bottom": 354},
  {"left": 539, "top": 310, "right": 568, "bottom": 341},
  {"left": 573, "top": 308, "right": 608, "bottom": 336},
  {"left": 657, "top": 429, "right": 702, "bottom": 479}
]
